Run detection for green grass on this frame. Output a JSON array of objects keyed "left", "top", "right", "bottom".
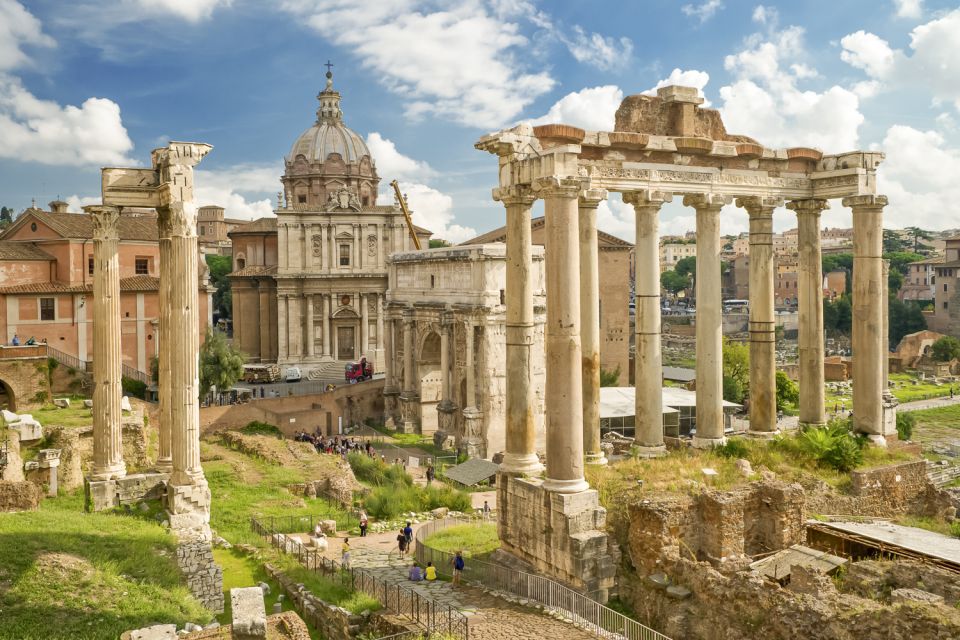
[
  {"left": 422, "top": 523, "right": 499, "bottom": 557},
  {"left": 274, "top": 554, "right": 380, "bottom": 614},
  {"left": 367, "top": 423, "right": 451, "bottom": 457},
  {"left": 238, "top": 421, "right": 284, "bottom": 438},
  {"left": 910, "top": 403, "right": 960, "bottom": 428},
  {"left": 30, "top": 404, "right": 94, "bottom": 427},
  {"left": 347, "top": 453, "right": 472, "bottom": 519},
  {"left": 0, "top": 491, "right": 209, "bottom": 640}
]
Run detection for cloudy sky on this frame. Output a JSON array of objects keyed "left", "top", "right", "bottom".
[{"left": 2, "top": 0, "right": 959, "bottom": 242}]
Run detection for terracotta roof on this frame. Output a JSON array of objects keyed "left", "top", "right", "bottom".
[
  {"left": 461, "top": 216, "right": 633, "bottom": 248},
  {"left": 0, "top": 210, "right": 159, "bottom": 241},
  {"left": 0, "top": 276, "right": 161, "bottom": 294},
  {"left": 0, "top": 242, "right": 54, "bottom": 261},
  {"left": 230, "top": 265, "right": 278, "bottom": 278},
  {"left": 228, "top": 217, "right": 277, "bottom": 235},
  {"left": 935, "top": 260, "right": 960, "bottom": 269}
]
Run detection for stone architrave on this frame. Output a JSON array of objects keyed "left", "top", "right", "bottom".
[
  {"left": 156, "top": 214, "right": 173, "bottom": 472},
  {"left": 846, "top": 195, "right": 889, "bottom": 444},
  {"left": 791, "top": 199, "right": 829, "bottom": 426},
  {"left": 684, "top": 194, "right": 729, "bottom": 448},
  {"left": 498, "top": 186, "right": 543, "bottom": 476},
  {"left": 579, "top": 188, "right": 608, "bottom": 466},
  {"left": 738, "top": 196, "right": 781, "bottom": 436},
  {"left": 624, "top": 190, "right": 671, "bottom": 455},
  {"left": 85, "top": 205, "right": 127, "bottom": 481},
  {"left": 538, "top": 176, "right": 589, "bottom": 493}
]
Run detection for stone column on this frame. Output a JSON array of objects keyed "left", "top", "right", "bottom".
[
  {"left": 625, "top": 191, "right": 671, "bottom": 455},
  {"left": 498, "top": 186, "right": 543, "bottom": 475},
  {"left": 376, "top": 293, "right": 385, "bottom": 351},
  {"left": 846, "top": 195, "right": 889, "bottom": 444},
  {"left": 277, "top": 295, "right": 288, "bottom": 361},
  {"left": 156, "top": 214, "right": 173, "bottom": 472},
  {"left": 882, "top": 259, "right": 890, "bottom": 387},
  {"left": 400, "top": 307, "right": 418, "bottom": 433},
  {"left": 539, "top": 177, "right": 589, "bottom": 493},
  {"left": 438, "top": 310, "right": 456, "bottom": 437},
  {"left": 305, "top": 294, "right": 314, "bottom": 358},
  {"left": 791, "top": 199, "right": 828, "bottom": 426},
  {"left": 322, "top": 294, "right": 331, "bottom": 358},
  {"left": 163, "top": 201, "right": 206, "bottom": 488},
  {"left": 360, "top": 293, "right": 369, "bottom": 358},
  {"left": 684, "top": 194, "right": 728, "bottom": 448},
  {"left": 85, "top": 205, "right": 126, "bottom": 481},
  {"left": 461, "top": 321, "right": 484, "bottom": 456},
  {"left": 579, "top": 188, "right": 607, "bottom": 466},
  {"left": 383, "top": 314, "right": 399, "bottom": 427},
  {"left": 739, "top": 196, "right": 781, "bottom": 435}
]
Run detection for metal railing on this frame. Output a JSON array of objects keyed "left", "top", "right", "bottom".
[
  {"left": 415, "top": 518, "right": 671, "bottom": 640},
  {"left": 44, "top": 345, "right": 92, "bottom": 372},
  {"left": 121, "top": 363, "right": 150, "bottom": 384},
  {"left": 251, "top": 516, "right": 468, "bottom": 639}
]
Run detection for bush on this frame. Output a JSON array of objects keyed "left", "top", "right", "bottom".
[
  {"left": 775, "top": 371, "right": 799, "bottom": 411},
  {"left": 121, "top": 376, "right": 147, "bottom": 399},
  {"left": 349, "top": 452, "right": 469, "bottom": 519},
  {"left": 821, "top": 434, "right": 863, "bottom": 472},
  {"left": 896, "top": 412, "right": 915, "bottom": 441},
  {"left": 789, "top": 420, "right": 864, "bottom": 472},
  {"left": 714, "top": 438, "right": 750, "bottom": 459},
  {"left": 240, "top": 421, "right": 283, "bottom": 438}
]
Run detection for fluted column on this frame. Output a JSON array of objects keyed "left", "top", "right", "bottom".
[
  {"left": 86, "top": 205, "right": 126, "bottom": 481},
  {"left": 740, "top": 196, "right": 781, "bottom": 435},
  {"left": 360, "top": 293, "right": 369, "bottom": 358},
  {"left": 322, "top": 294, "right": 331, "bottom": 358},
  {"left": 305, "top": 294, "right": 315, "bottom": 358},
  {"left": 498, "top": 186, "right": 543, "bottom": 475},
  {"left": 539, "top": 177, "right": 589, "bottom": 494},
  {"left": 376, "top": 293, "right": 385, "bottom": 351},
  {"left": 625, "top": 191, "right": 671, "bottom": 455},
  {"left": 579, "top": 188, "right": 607, "bottom": 465},
  {"left": 792, "top": 199, "right": 828, "bottom": 426},
  {"left": 464, "top": 322, "right": 476, "bottom": 408},
  {"left": 156, "top": 214, "right": 173, "bottom": 472},
  {"left": 846, "top": 195, "right": 889, "bottom": 443},
  {"left": 685, "top": 194, "right": 728, "bottom": 448},
  {"left": 277, "top": 295, "right": 288, "bottom": 361},
  {"left": 882, "top": 259, "right": 890, "bottom": 388},
  {"left": 439, "top": 311, "right": 453, "bottom": 409}
]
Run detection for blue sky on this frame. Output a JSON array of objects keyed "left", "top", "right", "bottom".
[{"left": 2, "top": 0, "right": 960, "bottom": 242}]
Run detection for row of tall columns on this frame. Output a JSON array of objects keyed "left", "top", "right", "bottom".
[
  {"left": 88, "top": 206, "right": 127, "bottom": 481},
  {"left": 578, "top": 189, "right": 607, "bottom": 466},
  {"left": 794, "top": 200, "right": 828, "bottom": 426},
  {"left": 847, "top": 195, "right": 889, "bottom": 443}
]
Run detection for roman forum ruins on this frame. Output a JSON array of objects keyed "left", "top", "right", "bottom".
[{"left": 478, "top": 85, "right": 893, "bottom": 598}]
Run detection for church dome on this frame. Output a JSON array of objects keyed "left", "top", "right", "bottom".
[{"left": 287, "top": 70, "right": 372, "bottom": 165}]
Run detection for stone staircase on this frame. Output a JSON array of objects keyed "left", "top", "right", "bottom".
[{"left": 307, "top": 360, "right": 349, "bottom": 381}]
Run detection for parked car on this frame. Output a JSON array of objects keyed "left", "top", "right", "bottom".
[{"left": 285, "top": 366, "right": 302, "bottom": 383}]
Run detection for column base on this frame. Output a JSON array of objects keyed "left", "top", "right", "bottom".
[
  {"left": 633, "top": 444, "right": 667, "bottom": 458},
  {"left": 500, "top": 452, "right": 544, "bottom": 476},
  {"left": 691, "top": 436, "right": 727, "bottom": 450},
  {"left": 746, "top": 430, "right": 779, "bottom": 439},
  {"left": 166, "top": 477, "right": 212, "bottom": 532},
  {"left": 90, "top": 461, "right": 126, "bottom": 482},
  {"left": 541, "top": 476, "right": 590, "bottom": 494},
  {"left": 865, "top": 434, "right": 887, "bottom": 448},
  {"left": 155, "top": 457, "right": 173, "bottom": 473},
  {"left": 585, "top": 451, "right": 609, "bottom": 465}
]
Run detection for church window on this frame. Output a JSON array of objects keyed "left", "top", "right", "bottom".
[
  {"left": 362, "top": 196, "right": 369, "bottom": 206},
  {"left": 135, "top": 258, "right": 149, "bottom": 275},
  {"left": 40, "top": 297, "right": 55, "bottom": 321},
  {"left": 340, "top": 244, "right": 351, "bottom": 266},
  {"left": 88, "top": 256, "right": 94, "bottom": 275},
  {"left": 237, "top": 258, "right": 246, "bottom": 269},
  {"left": 200, "top": 225, "right": 206, "bottom": 236},
  {"left": 298, "top": 195, "right": 307, "bottom": 204}
]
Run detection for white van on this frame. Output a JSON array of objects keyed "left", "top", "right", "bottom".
[{"left": 285, "top": 367, "right": 302, "bottom": 383}]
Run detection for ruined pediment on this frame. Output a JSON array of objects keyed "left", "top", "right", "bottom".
[{"left": 614, "top": 86, "right": 757, "bottom": 143}]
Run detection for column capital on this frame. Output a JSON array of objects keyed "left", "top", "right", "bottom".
[
  {"left": 85, "top": 205, "right": 122, "bottom": 241},
  {"left": 578, "top": 188, "right": 607, "bottom": 208},
  {"left": 157, "top": 202, "right": 198, "bottom": 237},
  {"left": 787, "top": 198, "right": 830, "bottom": 215},
  {"left": 736, "top": 196, "right": 783, "bottom": 216},
  {"left": 623, "top": 190, "right": 672, "bottom": 209},
  {"left": 682, "top": 193, "right": 731, "bottom": 210},
  {"left": 842, "top": 194, "right": 888, "bottom": 210},
  {"left": 533, "top": 176, "right": 582, "bottom": 199},
  {"left": 494, "top": 185, "right": 536, "bottom": 206}
]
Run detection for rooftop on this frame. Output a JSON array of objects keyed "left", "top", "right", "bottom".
[
  {"left": 0, "top": 209, "right": 160, "bottom": 242},
  {"left": 462, "top": 216, "right": 633, "bottom": 249}
]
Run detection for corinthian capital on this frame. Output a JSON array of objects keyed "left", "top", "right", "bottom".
[
  {"left": 578, "top": 188, "right": 608, "bottom": 208},
  {"left": 494, "top": 185, "right": 536, "bottom": 207},
  {"left": 158, "top": 202, "right": 198, "bottom": 237},
  {"left": 841, "top": 194, "right": 888, "bottom": 211},
  {"left": 533, "top": 176, "right": 582, "bottom": 199},
  {"left": 623, "top": 190, "right": 672, "bottom": 209},
  {"left": 682, "top": 193, "right": 731, "bottom": 210},
  {"left": 736, "top": 196, "right": 783, "bottom": 216},
  {"left": 85, "top": 205, "right": 122, "bottom": 241},
  {"left": 787, "top": 198, "right": 830, "bottom": 216}
]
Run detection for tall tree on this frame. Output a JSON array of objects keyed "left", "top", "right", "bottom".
[
  {"left": 722, "top": 338, "right": 750, "bottom": 403},
  {"left": 931, "top": 336, "right": 960, "bottom": 362},
  {"left": 198, "top": 327, "right": 245, "bottom": 397},
  {"left": 904, "top": 226, "right": 933, "bottom": 254},
  {"left": 205, "top": 254, "right": 233, "bottom": 321},
  {"left": 660, "top": 270, "right": 690, "bottom": 296},
  {"left": 887, "top": 298, "right": 926, "bottom": 348},
  {"left": 883, "top": 229, "right": 909, "bottom": 253}
]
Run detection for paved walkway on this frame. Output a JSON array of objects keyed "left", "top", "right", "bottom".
[{"left": 899, "top": 395, "right": 960, "bottom": 412}]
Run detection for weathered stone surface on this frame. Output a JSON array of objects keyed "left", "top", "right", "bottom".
[
  {"left": 614, "top": 89, "right": 756, "bottom": 142},
  {"left": 176, "top": 538, "right": 224, "bottom": 613},
  {"left": 231, "top": 587, "right": 267, "bottom": 640},
  {"left": 891, "top": 588, "right": 945, "bottom": 605},
  {"left": 0, "top": 480, "right": 42, "bottom": 511},
  {"left": 129, "top": 623, "right": 177, "bottom": 640},
  {"left": 85, "top": 472, "right": 169, "bottom": 512},
  {"left": 53, "top": 398, "right": 70, "bottom": 408}
]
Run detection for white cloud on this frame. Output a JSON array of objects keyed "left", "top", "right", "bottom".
[
  {"left": 194, "top": 163, "right": 281, "bottom": 221},
  {"left": 893, "top": 0, "right": 922, "bottom": 19},
  {"left": 596, "top": 194, "right": 634, "bottom": 241},
  {"left": 840, "top": 10, "right": 960, "bottom": 112},
  {"left": 65, "top": 194, "right": 101, "bottom": 213},
  {"left": 379, "top": 182, "right": 476, "bottom": 243},
  {"left": 717, "top": 21, "right": 864, "bottom": 151},
  {"left": 0, "top": 74, "right": 134, "bottom": 166},
  {"left": 752, "top": 5, "right": 777, "bottom": 26},
  {"left": 682, "top": 0, "right": 723, "bottom": 24},
  {"left": 527, "top": 85, "right": 623, "bottom": 131},
  {"left": 281, "top": 1, "right": 554, "bottom": 129},
  {"left": 0, "top": 0, "right": 55, "bottom": 72},
  {"left": 129, "top": 0, "right": 231, "bottom": 22},
  {"left": 365, "top": 132, "right": 436, "bottom": 181},
  {"left": 643, "top": 68, "right": 711, "bottom": 105},
  {"left": 562, "top": 26, "right": 633, "bottom": 71}
]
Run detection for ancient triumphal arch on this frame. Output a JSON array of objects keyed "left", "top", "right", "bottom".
[{"left": 478, "top": 85, "right": 893, "bottom": 601}]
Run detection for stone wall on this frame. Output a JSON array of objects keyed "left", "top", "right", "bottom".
[
  {"left": 0, "top": 352, "right": 52, "bottom": 411},
  {"left": 0, "top": 479, "right": 42, "bottom": 511},
  {"left": 843, "top": 559, "right": 960, "bottom": 606},
  {"left": 497, "top": 473, "right": 619, "bottom": 602},
  {"left": 0, "top": 428, "right": 24, "bottom": 482},
  {"left": 85, "top": 472, "right": 169, "bottom": 512},
  {"left": 807, "top": 459, "right": 944, "bottom": 518},
  {"left": 176, "top": 539, "right": 224, "bottom": 613}
]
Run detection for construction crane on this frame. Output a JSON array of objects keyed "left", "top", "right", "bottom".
[{"left": 390, "top": 179, "right": 422, "bottom": 250}]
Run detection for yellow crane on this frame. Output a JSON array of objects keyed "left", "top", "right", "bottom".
[{"left": 390, "top": 179, "right": 421, "bottom": 250}]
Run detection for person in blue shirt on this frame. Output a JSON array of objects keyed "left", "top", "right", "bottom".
[
  {"left": 403, "top": 522, "right": 413, "bottom": 549},
  {"left": 452, "top": 551, "right": 465, "bottom": 585}
]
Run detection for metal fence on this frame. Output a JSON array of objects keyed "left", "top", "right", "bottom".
[
  {"left": 45, "top": 345, "right": 92, "bottom": 373},
  {"left": 121, "top": 363, "right": 151, "bottom": 385},
  {"left": 250, "top": 516, "right": 469, "bottom": 639},
  {"left": 415, "top": 518, "right": 671, "bottom": 640}
]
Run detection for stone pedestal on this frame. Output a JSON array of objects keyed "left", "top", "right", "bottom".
[
  {"left": 231, "top": 587, "right": 267, "bottom": 639},
  {"left": 793, "top": 199, "right": 828, "bottom": 426},
  {"left": 496, "top": 472, "right": 618, "bottom": 602},
  {"left": 37, "top": 448, "right": 60, "bottom": 497}
]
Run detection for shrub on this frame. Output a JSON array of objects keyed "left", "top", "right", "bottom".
[
  {"left": 821, "top": 433, "right": 863, "bottom": 472},
  {"left": 240, "top": 421, "right": 282, "bottom": 438},
  {"left": 791, "top": 420, "right": 864, "bottom": 472},
  {"left": 715, "top": 438, "right": 750, "bottom": 459},
  {"left": 775, "top": 371, "right": 799, "bottom": 411},
  {"left": 349, "top": 452, "right": 469, "bottom": 518},
  {"left": 121, "top": 376, "right": 147, "bottom": 399},
  {"left": 896, "top": 412, "right": 915, "bottom": 441}
]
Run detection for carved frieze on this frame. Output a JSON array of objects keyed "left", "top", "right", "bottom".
[
  {"left": 312, "top": 234, "right": 322, "bottom": 257},
  {"left": 367, "top": 234, "right": 377, "bottom": 258}
]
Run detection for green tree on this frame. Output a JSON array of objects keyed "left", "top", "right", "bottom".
[
  {"left": 674, "top": 256, "right": 697, "bottom": 278},
  {"left": 824, "top": 295, "right": 853, "bottom": 335},
  {"left": 722, "top": 338, "right": 750, "bottom": 403},
  {"left": 904, "top": 226, "right": 933, "bottom": 254},
  {"left": 428, "top": 239, "right": 451, "bottom": 248},
  {"left": 775, "top": 371, "right": 799, "bottom": 411},
  {"left": 198, "top": 327, "right": 245, "bottom": 398},
  {"left": 660, "top": 269, "right": 690, "bottom": 296},
  {"left": 204, "top": 254, "right": 233, "bottom": 321},
  {"left": 931, "top": 336, "right": 960, "bottom": 362},
  {"left": 883, "top": 229, "right": 909, "bottom": 253},
  {"left": 0, "top": 206, "right": 12, "bottom": 227},
  {"left": 888, "top": 298, "right": 926, "bottom": 348},
  {"left": 600, "top": 366, "right": 621, "bottom": 387}
]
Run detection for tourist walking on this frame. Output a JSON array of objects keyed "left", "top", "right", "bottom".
[
  {"left": 452, "top": 551, "right": 465, "bottom": 585},
  {"left": 482, "top": 500, "right": 491, "bottom": 521},
  {"left": 341, "top": 538, "right": 351, "bottom": 570},
  {"left": 359, "top": 510, "right": 368, "bottom": 537},
  {"left": 397, "top": 528, "right": 409, "bottom": 558},
  {"left": 425, "top": 464, "right": 435, "bottom": 485},
  {"left": 403, "top": 521, "right": 414, "bottom": 550}
]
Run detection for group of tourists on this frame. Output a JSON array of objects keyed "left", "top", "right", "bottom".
[
  {"left": 293, "top": 432, "right": 372, "bottom": 458},
  {"left": 8, "top": 335, "right": 42, "bottom": 346},
  {"left": 407, "top": 552, "right": 465, "bottom": 585}
]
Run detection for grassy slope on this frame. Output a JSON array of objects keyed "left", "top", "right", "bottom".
[
  {"left": 0, "top": 492, "right": 209, "bottom": 640},
  {"left": 909, "top": 404, "right": 960, "bottom": 452},
  {"left": 423, "top": 523, "right": 500, "bottom": 557}
]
